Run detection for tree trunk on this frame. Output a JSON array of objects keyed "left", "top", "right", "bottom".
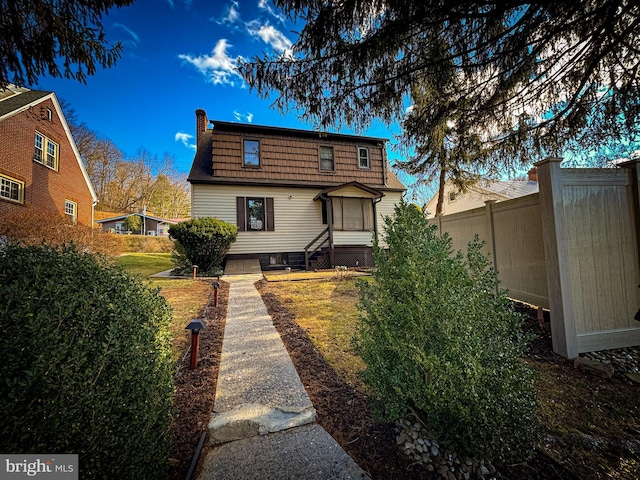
[{"left": 435, "top": 164, "right": 446, "bottom": 216}]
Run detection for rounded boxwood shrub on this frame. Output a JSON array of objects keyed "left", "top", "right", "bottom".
[
  {"left": 356, "top": 201, "right": 539, "bottom": 463},
  {"left": 169, "top": 217, "right": 238, "bottom": 276},
  {"left": 0, "top": 244, "right": 174, "bottom": 479}
]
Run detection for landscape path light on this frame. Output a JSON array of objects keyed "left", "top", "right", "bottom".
[
  {"left": 212, "top": 277, "right": 220, "bottom": 307},
  {"left": 185, "top": 319, "right": 206, "bottom": 369},
  {"left": 192, "top": 265, "right": 198, "bottom": 280}
]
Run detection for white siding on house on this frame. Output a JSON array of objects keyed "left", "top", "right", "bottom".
[
  {"left": 425, "top": 182, "right": 503, "bottom": 217},
  {"left": 192, "top": 185, "right": 404, "bottom": 254},
  {"left": 192, "top": 184, "right": 326, "bottom": 254},
  {"left": 327, "top": 186, "right": 378, "bottom": 198},
  {"left": 376, "top": 191, "right": 403, "bottom": 247},
  {"left": 334, "top": 231, "right": 374, "bottom": 246}
]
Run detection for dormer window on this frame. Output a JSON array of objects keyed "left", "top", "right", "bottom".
[
  {"left": 243, "top": 139, "right": 260, "bottom": 167},
  {"left": 358, "top": 147, "right": 370, "bottom": 168},
  {"left": 319, "top": 146, "right": 334, "bottom": 171}
]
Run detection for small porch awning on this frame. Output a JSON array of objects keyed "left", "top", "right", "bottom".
[{"left": 313, "top": 181, "right": 384, "bottom": 201}]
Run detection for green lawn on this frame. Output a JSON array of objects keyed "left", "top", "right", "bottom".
[
  {"left": 115, "top": 252, "right": 212, "bottom": 362},
  {"left": 115, "top": 253, "right": 173, "bottom": 277}
]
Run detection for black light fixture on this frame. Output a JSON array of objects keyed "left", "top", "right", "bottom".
[
  {"left": 212, "top": 277, "right": 221, "bottom": 307},
  {"left": 185, "top": 319, "right": 206, "bottom": 369}
]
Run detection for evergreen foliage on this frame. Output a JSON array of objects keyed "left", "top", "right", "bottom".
[
  {"left": 0, "top": 1, "right": 134, "bottom": 87},
  {"left": 169, "top": 217, "right": 238, "bottom": 276},
  {"left": 241, "top": 0, "right": 640, "bottom": 165},
  {"left": 356, "top": 201, "right": 539, "bottom": 462},
  {"left": 0, "top": 245, "right": 174, "bottom": 479}
]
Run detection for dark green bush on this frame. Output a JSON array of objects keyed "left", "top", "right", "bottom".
[
  {"left": 0, "top": 245, "right": 174, "bottom": 480},
  {"left": 356, "top": 201, "right": 539, "bottom": 462},
  {"left": 169, "top": 217, "right": 237, "bottom": 276}
]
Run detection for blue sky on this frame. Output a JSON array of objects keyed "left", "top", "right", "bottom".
[{"left": 32, "top": 0, "right": 403, "bottom": 177}]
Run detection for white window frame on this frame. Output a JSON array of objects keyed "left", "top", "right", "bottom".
[
  {"left": 0, "top": 174, "right": 24, "bottom": 204},
  {"left": 448, "top": 191, "right": 457, "bottom": 203},
  {"left": 34, "top": 131, "right": 59, "bottom": 171},
  {"left": 65, "top": 200, "right": 77, "bottom": 223},
  {"left": 358, "top": 147, "right": 370, "bottom": 169}
]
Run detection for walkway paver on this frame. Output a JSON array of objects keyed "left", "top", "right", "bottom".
[{"left": 197, "top": 276, "right": 369, "bottom": 479}]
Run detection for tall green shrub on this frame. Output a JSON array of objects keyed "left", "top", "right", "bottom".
[
  {"left": 356, "top": 201, "right": 539, "bottom": 462},
  {"left": 0, "top": 245, "right": 174, "bottom": 480},
  {"left": 169, "top": 217, "right": 238, "bottom": 275}
]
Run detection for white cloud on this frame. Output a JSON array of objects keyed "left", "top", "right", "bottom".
[
  {"left": 258, "top": 0, "right": 285, "bottom": 23},
  {"left": 175, "top": 132, "right": 197, "bottom": 150},
  {"left": 216, "top": 1, "right": 241, "bottom": 24},
  {"left": 246, "top": 21, "right": 292, "bottom": 56},
  {"left": 179, "top": 39, "right": 245, "bottom": 87},
  {"left": 233, "top": 111, "right": 254, "bottom": 123},
  {"left": 167, "top": 0, "right": 192, "bottom": 8},
  {"left": 113, "top": 23, "right": 140, "bottom": 47}
]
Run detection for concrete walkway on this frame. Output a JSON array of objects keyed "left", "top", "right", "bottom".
[{"left": 197, "top": 275, "right": 368, "bottom": 480}]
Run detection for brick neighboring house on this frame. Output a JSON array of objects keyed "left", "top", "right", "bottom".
[
  {"left": 0, "top": 85, "right": 97, "bottom": 225},
  {"left": 188, "top": 109, "right": 406, "bottom": 270}
]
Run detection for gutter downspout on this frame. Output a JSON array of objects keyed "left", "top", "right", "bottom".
[
  {"left": 381, "top": 144, "right": 388, "bottom": 187},
  {"left": 372, "top": 196, "right": 383, "bottom": 243},
  {"left": 91, "top": 200, "right": 98, "bottom": 239}
]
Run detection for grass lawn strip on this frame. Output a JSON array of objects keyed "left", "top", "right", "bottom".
[
  {"left": 262, "top": 278, "right": 366, "bottom": 389},
  {"left": 151, "top": 279, "right": 213, "bottom": 362},
  {"left": 115, "top": 252, "right": 173, "bottom": 277}
]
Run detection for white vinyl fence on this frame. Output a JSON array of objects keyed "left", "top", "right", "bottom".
[{"left": 431, "top": 158, "right": 640, "bottom": 359}]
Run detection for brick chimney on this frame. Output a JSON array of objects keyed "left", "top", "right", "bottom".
[
  {"left": 527, "top": 167, "right": 538, "bottom": 182},
  {"left": 195, "top": 109, "right": 208, "bottom": 144}
]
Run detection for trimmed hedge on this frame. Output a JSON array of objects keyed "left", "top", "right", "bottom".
[
  {"left": 0, "top": 245, "right": 174, "bottom": 479},
  {"left": 356, "top": 201, "right": 539, "bottom": 463},
  {"left": 0, "top": 207, "right": 122, "bottom": 256},
  {"left": 169, "top": 217, "right": 237, "bottom": 276}
]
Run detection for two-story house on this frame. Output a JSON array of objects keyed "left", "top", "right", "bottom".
[
  {"left": 0, "top": 85, "right": 97, "bottom": 225},
  {"left": 188, "top": 110, "right": 406, "bottom": 270}
]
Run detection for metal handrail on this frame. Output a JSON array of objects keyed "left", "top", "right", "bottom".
[{"left": 304, "top": 227, "right": 330, "bottom": 270}]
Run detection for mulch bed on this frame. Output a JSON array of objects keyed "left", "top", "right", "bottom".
[{"left": 168, "top": 281, "right": 229, "bottom": 480}]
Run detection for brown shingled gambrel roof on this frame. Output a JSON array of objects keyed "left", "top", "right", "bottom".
[{"left": 187, "top": 119, "right": 406, "bottom": 192}]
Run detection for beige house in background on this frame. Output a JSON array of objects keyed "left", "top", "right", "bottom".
[
  {"left": 187, "top": 110, "right": 406, "bottom": 270},
  {"left": 424, "top": 168, "right": 539, "bottom": 218}
]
